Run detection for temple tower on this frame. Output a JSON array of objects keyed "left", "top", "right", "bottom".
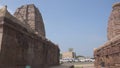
[
  {"left": 0, "top": 5, "right": 60, "bottom": 68},
  {"left": 14, "top": 4, "right": 46, "bottom": 37},
  {"left": 107, "top": 2, "right": 120, "bottom": 40}
]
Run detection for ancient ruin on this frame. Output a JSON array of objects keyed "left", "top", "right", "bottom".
[
  {"left": 94, "top": 2, "right": 120, "bottom": 68},
  {"left": 0, "top": 4, "right": 60, "bottom": 68}
]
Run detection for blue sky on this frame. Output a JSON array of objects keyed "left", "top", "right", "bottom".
[{"left": 0, "top": 0, "right": 120, "bottom": 56}]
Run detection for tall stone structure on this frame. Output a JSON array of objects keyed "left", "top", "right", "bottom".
[
  {"left": 94, "top": 2, "right": 120, "bottom": 68},
  {"left": 108, "top": 2, "right": 120, "bottom": 40},
  {"left": 14, "top": 4, "right": 46, "bottom": 37},
  {"left": 0, "top": 4, "right": 60, "bottom": 68}
]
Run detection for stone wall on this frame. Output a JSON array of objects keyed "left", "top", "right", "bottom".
[
  {"left": 94, "top": 2, "right": 120, "bottom": 68},
  {"left": 94, "top": 35, "right": 120, "bottom": 68},
  {"left": 0, "top": 5, "right": 59, "bottom": 68}
]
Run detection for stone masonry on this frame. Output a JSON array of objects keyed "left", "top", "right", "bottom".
[
  {"left": 94, "top": 2, "right": 120, "bottom": 68},
  {"left": 14, "top": 4, "right": 46, "bottom": 37},
  {"left": 0, "top": 4, "right": 60, "bottom": 68},
  {"left": 107, "top": 2, "right": 120, "bottom": 40}
]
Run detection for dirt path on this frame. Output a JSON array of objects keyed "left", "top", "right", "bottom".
[
  {"left": 50, "top": 65, "right": 73, "bottom": 68},
  {"left": 74, "top": 63, "right": 94, "bottom": 68},
  {"left": 50, "top": 62, "right": 94, "bottom": 68}
]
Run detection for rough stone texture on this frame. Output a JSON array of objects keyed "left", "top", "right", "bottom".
[
  {"left": 94, "top": 2, "right": 120, "bottom": 68},
  {"left": 94, "top": 35, "right": 120, "bottom": 68},
  {"left": 14, "top": 4, "right": 46, "bottom": 37},
  {"left": 0, "top": 5, "right": 60, "bottom": 68},
  {"left": 107, "top": 2, "right": 120, "bottom": 40}
]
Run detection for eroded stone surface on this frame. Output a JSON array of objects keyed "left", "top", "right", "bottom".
[
  {"left": 0, "top": 4, "right": 59, "bottom": 68},
  {"left": 94, "top": 2, "right": 120, "bottom": 68},
  {"left": 108, "top": 2, "right": 120, "bottom": 40},
  {"left": 14, "top": 4, "right": 46, "bottom": 37}
]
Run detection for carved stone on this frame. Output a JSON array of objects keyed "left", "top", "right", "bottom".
[
  {"left": 14, "top": 4, "right": 46, "bottom": 37},
  {"left": 94, "top": 2, "right": 120, "bottom": 68},
  {"left": 0, "top": 4, "right": 60, "bottom": 68}
]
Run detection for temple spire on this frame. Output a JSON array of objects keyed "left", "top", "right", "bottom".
[{"left": 14, "top": 4, "right": 46, "bottom": 37}]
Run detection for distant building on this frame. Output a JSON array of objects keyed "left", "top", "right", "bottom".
[{"left": 62, "top": 51, "right": 76, "bottom": 59}]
